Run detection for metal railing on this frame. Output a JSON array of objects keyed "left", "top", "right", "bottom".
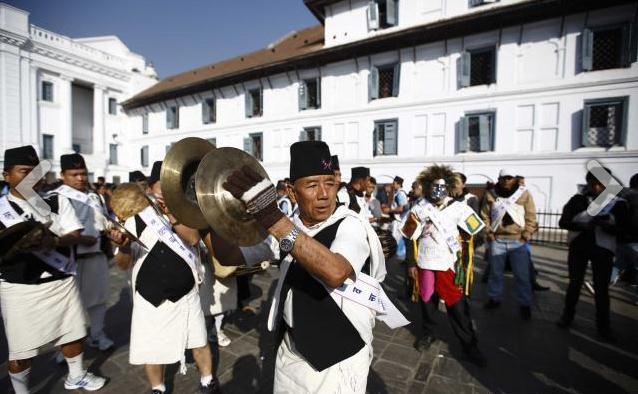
[{"left": 530, "top": 210, "right": 568, "bottom": 245}]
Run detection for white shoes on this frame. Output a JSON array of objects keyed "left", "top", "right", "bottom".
[
  {"left": 88, "top": 334, "right": 114, "bottom": 351},
  {"left": 64, "top": 371, "right": 106, "bottom": 391},
  {"left": 217, "top": 330, "right": 231, "bottom": 347}
]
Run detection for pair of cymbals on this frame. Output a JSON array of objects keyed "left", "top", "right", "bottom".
[{"left": 160, "top": 137, "right": 268, "bottom": 246}]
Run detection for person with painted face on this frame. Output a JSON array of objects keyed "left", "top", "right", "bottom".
[
  {"left": 402, "top": 165, "right": 486, "bottom": 367},
  {"left": 557, "top": 169, "right": 626, "bottom": 341},
  {"left": 480, "top": 169, "right": 538, "bottom": 320}
]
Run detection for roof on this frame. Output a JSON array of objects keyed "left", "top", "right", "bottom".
[
  {"left": 122, "top": 0, "right": 636, "bottom": 111},
  {"left": 123, "top": 25, "right": 324, "bottom": 109}
]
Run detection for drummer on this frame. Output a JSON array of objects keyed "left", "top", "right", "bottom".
[
  {"left": 0, "top": 145, "right": 106, "bottom": 393},
  {"left": 109, "top": 174, "right": 219, "bottom": 394},
  {"left": 212, "top": 141, "right": 407, "bottom": 393}
]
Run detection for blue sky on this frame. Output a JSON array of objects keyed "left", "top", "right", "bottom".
[{"left": 8, "top": 0, "right": 319, "bottom": 78}]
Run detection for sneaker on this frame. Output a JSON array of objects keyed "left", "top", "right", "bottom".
[
  {"left": 217, "top": 330, "right": 232, "bottom": 347},
  {"left": 64, "top": 371, "right": 106, "bottom": 391},
  {"left": 414, "top": 334, "right": 436, "bottom": 352},
  {"left": 200, "top": 377, "right": 221, "bottom": 393},
  {"left": 88, "top": 334, "right": 114, "bottom": 351},
  {"left": 464, "top": 344, "right": 487, "bottom": 368},
  {"left": 520, "top": 306, "right": 532, "bottom": 321},
  {"left": 483, "top": 299, "right": 501, "bottom": 309},
  {"left": 532, "top": 281, "right": 550, "bottom": 291}
]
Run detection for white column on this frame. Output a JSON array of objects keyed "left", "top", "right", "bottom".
[
  {"left": 19, "top": 55, "right": 33, "bottom": 146},
  {"left": 93, "top": 84, "right": 106, "bottom": 159},
  {"left": 29, "top": 65, "right": 38, "bottom": 149},
  {"left": 58, "top": 75, "right": 74, "bottom": 155}
]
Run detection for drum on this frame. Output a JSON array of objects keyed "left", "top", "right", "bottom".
[{"left": 374, "top": 227, "right": 397, "bottom": 260}]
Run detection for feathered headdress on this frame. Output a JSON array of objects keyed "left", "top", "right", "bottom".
[{"left": 416, "top": 164, "right": 458, "bottom": 190}]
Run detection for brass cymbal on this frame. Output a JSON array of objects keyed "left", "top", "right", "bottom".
[
  {"left": 195, "top": 147, "right": 268, "bottom": 246},
  {"left": 161, "top": 137, "right": 215, "bottom": 229}
]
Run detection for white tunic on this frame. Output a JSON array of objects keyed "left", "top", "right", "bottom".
[
  {"left": 0, "top": 193, "right": 86, "bottom": 360},
  {"left": 409, "top": 198, "right": 476, "bottom": 272},
  {"left": 124, "top": 216, "right": 207, "bottom": 367}
]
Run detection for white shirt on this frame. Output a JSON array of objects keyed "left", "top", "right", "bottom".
[
  {"left": 65, "top": 190, "right": 108, "bottom": 254},
  {"left": 410, "top": 198, "right": 474, "bottom": 272}
]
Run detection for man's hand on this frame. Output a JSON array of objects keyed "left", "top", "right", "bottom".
[
  {"left": 486, "top": 233, "right": 496, "bottom": 242},
  {"left": 107, "top": 228, "right": 130, "bottom": 248},
  {"left": 80, "top": 235, "right": 98, "bottom": 246},
  {"left": 223, "top": 165, "right": 284, "bottom": 230}
]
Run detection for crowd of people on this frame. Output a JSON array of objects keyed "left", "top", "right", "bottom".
[{"left": 1, "top": 140, "right": 637, "bottom": 393}]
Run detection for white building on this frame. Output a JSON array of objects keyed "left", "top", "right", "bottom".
[{"left": 0, "top": 2, "right": 157, "bottom": 183}]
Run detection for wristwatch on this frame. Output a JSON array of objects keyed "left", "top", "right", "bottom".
[{"left": 279, "top": 226, "right": 301, "bottom": 253}]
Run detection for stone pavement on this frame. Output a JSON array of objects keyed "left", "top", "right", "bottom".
[{"left": 1, "top": 244, "right": 637, "bottom": 394}]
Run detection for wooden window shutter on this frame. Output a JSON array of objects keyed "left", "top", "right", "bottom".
[
  {"left": 458, "top": 52, "right": 471, "bottom": 88},
  {"left": 581, "top": 28, "right": 594, "bottom": 71},
  {"left": 392, "top": 63, "right": 401, "bottom": 97},
  {"left": 367, "top": 1, "right": 379, "bottom": 30},
  {"left": 458, "top": 116, "right": 469, "bottom": 152},
  {"left": 369, "top": 66, "right": 379, "bottom": 100},
  {"left": 478, "top": 114, "right": 492, "bottom": 151},
  {"left": 298, "top": 80, "right": 307, "bottom": 111},
  {"left": 385, "top": 0, "right": 397, "bottom": 26}
]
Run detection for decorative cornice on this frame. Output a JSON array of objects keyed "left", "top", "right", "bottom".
[{"left": 0, "top": 29, "right": 28, "bottom": 47}]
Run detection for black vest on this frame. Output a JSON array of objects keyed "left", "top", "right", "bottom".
[
  {"left": 0, "top": 196, "right": 72, "bottom": 284},
  {"left": 132, "top": 215, "right": 195, "bottom": 307},
  {"left": 276, "top": 218, "right": 366, "bottom": 372}
]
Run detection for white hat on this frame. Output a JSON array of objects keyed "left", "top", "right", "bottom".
[{"left": 499, "top": 168, "right": 516, "bottom": 178}]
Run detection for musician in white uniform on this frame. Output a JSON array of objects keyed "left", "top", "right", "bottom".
[
  {"left": 0, "top": 146, "right": 106, "bottom": 393},
  {"left": 338, "top": 166, "right": 372, "bottom": 220},
  {"left": 215, "top": 141, "right": 407, "bottom": 393},
  {"left": 109, "top": 177, "right": 219, "bottom": 394},
  {"left": 480, "top": 169, "right": 538, "bottom": 320},
  {"left": 51, "top": 153, "right": 113, "bottom": 351},
  {"left": 402, "top": 165, "right": 486, "bottom": 367}
]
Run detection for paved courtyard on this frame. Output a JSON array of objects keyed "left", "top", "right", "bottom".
[{"left": 1, "top": 245, "right": 637, "bottom": 394}]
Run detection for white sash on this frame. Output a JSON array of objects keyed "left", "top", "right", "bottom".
[
  {"left": 490, "top": 185, "right": 526, "bottom": 232},
  {"left": 417, "top": 200, "right": 461, "bottom": 254},
  {"left": 0, "top": 196, "right": 76, "bottom": 274},
  {"left": 331, "top": 273, "right": 409, "bottom": 329},
  {"left": 51, "top": 185, "right": 102, "bottom": 211},
  {"left": 137, "top": 206, "right": 201, "bottom": 284}
]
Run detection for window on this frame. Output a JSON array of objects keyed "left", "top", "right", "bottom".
[
  {"left": 373, "top": 120, "right": 398, "bottom": 156},
  {"left": 166, "top": 106, "right": 179, "bottom": 129},
  {"left": 243, "top": 132, "right": 263, "bottom": 161},
  {"left": 41, "top": 81, "right": 53, "bottom": 102},
  {"left": 112, "top": 175, "right": 121, "bottom": 185},
  {"left": 109, "top": 144, "right": 118, "bottom": 165},
  {"left": 582, "top": 25, "right": 633, "bottom": 72},
  {"left": 459, "top": 112, "right": 495, "bottom": 152},
  {"left": 142, "top": 114, "right": 149, "bottom": 134},
  {"left": 42, "top": 134, "right": 54, "bottom": 159},
  {"left": 300, "top": 127, "right": 322, "bottom": 141},
  {"left": 367, "top": 0, "right": 398, "bottom": 30},
  {"left": 298, "top": 78, "right": 321, "bottom": 110},
  {"left": 202, "top": 98, "right": 216, "bottom": 124},
  {"left": 582, "top": 97, "right": 627, "bottom": 147},
  {"left": 207, "top": 138, "right": 217, "bottom": 147},
  {"left": 108, "top": 98, "right": 117, "bottom": 115},
  {"left": 458, "top": 47, "right": 496, "bottom": 87},
  {"left": 369, "top": 63, "right": 400, "bottom": 100},
  {"left": 140, "top": 146, "right": 149, "bottom": 167},
  {"left": 468, "top": 0, "right": 499, "bottom": 8},
  {"left": 245, "top": 88, "right": 263, "bottom": 118}
]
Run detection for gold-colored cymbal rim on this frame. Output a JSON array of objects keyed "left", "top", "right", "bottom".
[
  {"left": 195, "top": 147, "right": 268, "bottom": 246},
  {"left": 161, "top": 137, "right": 215, "bottom": 229}
]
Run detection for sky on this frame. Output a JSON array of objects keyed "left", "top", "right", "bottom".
[{"left": 8, "top": 0, "right": 319, "bottom": 79}]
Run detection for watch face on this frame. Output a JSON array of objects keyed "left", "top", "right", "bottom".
[{"left": 280, "top": 238, "right": 294, "bottom": 252}]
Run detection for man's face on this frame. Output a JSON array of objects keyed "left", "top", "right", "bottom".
[
  {"left": 61, "top": 168, "right": 88, "bottom": 191},
  {"left": 426, "top": 179, "right": 447, "bottom": 205},
  {"left": 366, "top": 182, "right": 376, "bottom": 196},
  {"left": 3, "top": 165, "right": 35, "bottom": 192},
  {"left": 292, "top": 174, "right": 337, "bottom": 225},
  {"left": 498, "top": 176, "right": 517, "bottom": 191},
  {"left": 411, "top": 182, "right": 423, "bottom": 198},
  {"left": 392, "top": 181, "right": 401, "bottom": 191},
  {"left": 351, "top": 176, "right": 369, "bottom": 192},
  {"left": 587, "top": 180, "right": 605, "bottom": 196}
]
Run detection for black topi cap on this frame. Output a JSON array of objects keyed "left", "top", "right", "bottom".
[
  {"left": 394, "top": 176, "right": 404, "bottom": 185},
  {"left": 129, "top": 170, "right": 147, "bottom": 183},
  {"left": 289, "top": 141, "right": 334, "bottom": 182},
  {"left": 147, "top": 161, "right": 162, "bottom": 186},
  {"left": 3, "top": 145, "right": 40, "bottom": 170},
  {"left": 351, "top": 166, "right": 370, "bottom": 181},
  {"left": 331, "top": 155, "right": 340, "bottom": 171},
  {"left": 60, "top": 153, "right": 87, "bottom": 171}
]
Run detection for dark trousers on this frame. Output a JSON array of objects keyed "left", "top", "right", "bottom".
[
  {"left": 420, "top": 296, "right": 477, "bottom": 349},
  {"left": 562, "top": 242, "right": 614, "bottom": 331}
]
